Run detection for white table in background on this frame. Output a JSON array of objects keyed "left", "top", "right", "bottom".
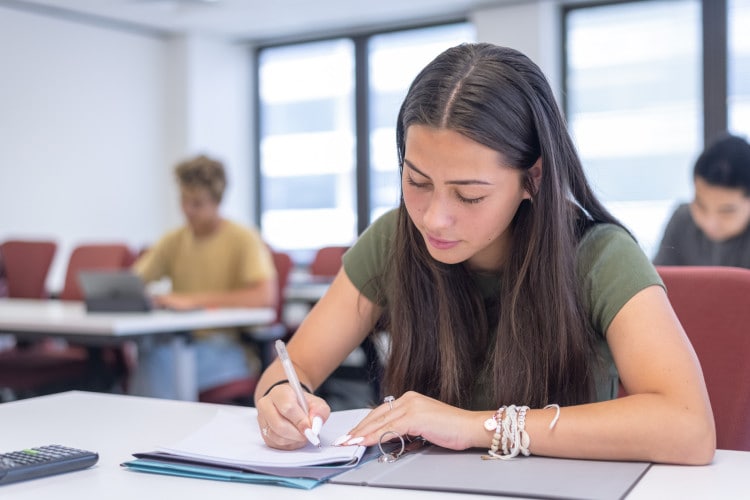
[
  {"left": 0, "top": 299, "right": 275, "bottom": 400},
  {"left": 283, "top": 277, "right": 331, "bottom": 304},
  {"left": 0, "top": 391, "right": 747, "bottom": 500}
]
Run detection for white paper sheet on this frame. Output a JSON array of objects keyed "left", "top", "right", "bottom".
[{"left": 157, "top": 408, "right": 371, "bottom": 468}]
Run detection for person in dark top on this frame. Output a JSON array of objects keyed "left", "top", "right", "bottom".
[{"left": 654, "top": 134, "right": 750, "bottom": 267}]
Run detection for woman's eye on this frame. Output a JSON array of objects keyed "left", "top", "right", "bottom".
[
  {"left": 457, "top": 192, "right": 485, "bottom": 204},
  {"left": 406, "top": 177, "right": 429, "bottom": 189}
]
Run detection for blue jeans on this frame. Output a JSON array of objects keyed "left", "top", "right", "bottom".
[{"left": 130, "top": 332, "right": 254, "bottom": 400}]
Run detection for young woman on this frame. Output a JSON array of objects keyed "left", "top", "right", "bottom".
[{"left": 254, "top": 43, "right": 715, "bottom": 465}]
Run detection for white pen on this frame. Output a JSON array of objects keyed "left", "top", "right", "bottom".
[{"left": 274, "top": 339, "right": 320, "bottom": 447}]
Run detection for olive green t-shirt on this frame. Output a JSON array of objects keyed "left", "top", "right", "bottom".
[{"left": 342, "top": 209, "right": 663, "bottom": 408}]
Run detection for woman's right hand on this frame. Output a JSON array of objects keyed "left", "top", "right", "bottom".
[{"left": 256, "top": 382, "right": 331, "bottom": 450}]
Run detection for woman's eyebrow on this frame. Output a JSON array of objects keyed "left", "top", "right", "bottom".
[
  {"left": 403, "top": 159, "right": 492, "bottom": 186},
  {"left": 403, "top": 159, "right": 430, "bottom": 178}
]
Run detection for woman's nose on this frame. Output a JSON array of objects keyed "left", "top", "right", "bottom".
[{"left": 422, "top": 194, "right": 452, "bottom": 230}]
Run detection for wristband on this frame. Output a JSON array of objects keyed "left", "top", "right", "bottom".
[{"left": 263, "top": 379, "right": 312, "bottom": 397}]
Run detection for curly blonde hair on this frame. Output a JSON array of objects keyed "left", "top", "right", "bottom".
[{"left": 175, "top": 155, "right": 227, "bottom": 202}]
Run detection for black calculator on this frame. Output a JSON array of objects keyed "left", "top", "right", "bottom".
[{"left": 0, "top": 445, "right": 99, "bottom": 485}]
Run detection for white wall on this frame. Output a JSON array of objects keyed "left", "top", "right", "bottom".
[
  {"left": 0, "top": 6, "right": 255, "bottom": 291},
  {"left": 472, "top": 0, "right": 561, "bottom": 103},
  {"left": 178, "top": 35, "right": 255, "bottom": 228},
  {"left": 161, "top": 35, "right": 256, "bottom": 238}
]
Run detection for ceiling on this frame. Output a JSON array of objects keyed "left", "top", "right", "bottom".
[{"left": 3, "top": 0, "right": 518, "bottom": 43}]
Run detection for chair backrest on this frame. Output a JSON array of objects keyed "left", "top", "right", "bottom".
[
  {"left": 59, "top": 243, "right": 135, "bottom": 301},
  {"left": 0, "top": 246, "right": 7, "bottom": 298},
  {"left": 271, "top": 250, "right": 293, "bottom": 323},
  {"left": 309, "top": 246, "right": 348, "bottom": 278},
  {"left": 0, "top": 240, "right": 57, "bottom": 298},
  {"left": 656, "top": 265, "right": 750, "bottom": 451}
]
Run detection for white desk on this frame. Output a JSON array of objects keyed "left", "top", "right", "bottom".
[
  {"left": 0, "top": 391, "right": 747, "bottom": 500},
  {"left": 284, "top": 279, "right": 331, "bottom": 304},
  {"left": 0, "top": 299, "right": 275, "bottom": 400}
]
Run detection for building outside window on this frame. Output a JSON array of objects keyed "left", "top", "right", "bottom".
[
  {"left": 258, "top": 39, "right": 356, "bottom": 263},
  {"left": 565, "top": 0, "right": 701, "bottom": 258}
]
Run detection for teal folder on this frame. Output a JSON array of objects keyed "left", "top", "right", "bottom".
[
  {"left": 120, "top": 407, "right": 373, "bottom": 488},
  {"left": 121, "top": 458, "right": 321, "bottom": 490}
]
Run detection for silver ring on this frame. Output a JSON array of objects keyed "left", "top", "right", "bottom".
[
  {"left": 384, "top": 395, "right": 395, "bottom": 410},
  {"left": 378, "top": 430, "right": 405, "bottom": 461},
  {"left": 262, "top": 424, "right": 270, "bottom": 437}
]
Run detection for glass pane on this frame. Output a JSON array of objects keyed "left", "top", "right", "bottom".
[
  {"left": 258, "top": 39, "right": 355, "bottom": 262},
  {"left": 566, "top": 0, "right": 701, "bottom": 259},
  {"left": 368, "top": 23, "right": 476, "bottom": 221},
  {"left": 729, "top": 0, "right": 750, "bottom": 138}
]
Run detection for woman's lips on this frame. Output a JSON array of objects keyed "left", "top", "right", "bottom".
[{"left": 427, "top": 234, "right": 459, "bottom": 250}]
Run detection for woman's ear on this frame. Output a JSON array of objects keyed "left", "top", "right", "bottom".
[{"left": 523, "top": 157, "right": 543, "bottom": 200}]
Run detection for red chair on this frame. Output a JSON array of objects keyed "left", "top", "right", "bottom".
[
  {"left": 0, "top": 240, "right": 91, "bottom": 400},
  {"left": 656, "top": 266, "right": 750, "bottom": 451},
  {"left": 62, "top": 243, "right": 138, "bottom": 392},
  {"left": 309, "top": 246, "right": 348, "bottom": 278},
  {"left": 0, "top": 240, "right": 57, "bottom": 298},
  {"left": 270, "top": 250, "right": 293, "bottom": 329},
  {"left": 0, "top": 346, "right": 89, "bottom": 398},
  {"left": 199, "top": 250, "right": 293, "bottom": 405},
  {"left": 59, "top": 243, "right": 136, "bottom": 301},
  {"left": 654, "top": 266, "right": 750, "bottom": 451},
  {"left": 0, "top": 250, "right": 6, "bottom": 298}
]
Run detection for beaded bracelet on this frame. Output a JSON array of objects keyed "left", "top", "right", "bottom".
[
  {"left": 483, "top": 406, "right": 506, "bottom": 459},
  {"left": 482, "top": 402, "right": 562, "bottom": 461},
  {"left": 482, "top": 403, "right": 560, "bottom": 460},
  {"left": 482, "top": 404, "right": 531, "bottom": 460}
]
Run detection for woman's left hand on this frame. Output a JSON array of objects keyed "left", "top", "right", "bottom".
[{"left": 338, "top": 391, "right": 487, "bottom": 450}]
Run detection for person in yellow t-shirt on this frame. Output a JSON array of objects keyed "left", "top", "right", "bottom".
[{"left": 131, "top": 154, "right": 277, "bottom": 399}]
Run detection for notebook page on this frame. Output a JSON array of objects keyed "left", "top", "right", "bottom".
[{"left": 158, "top": 408, "right": 370, "bottom": 468}]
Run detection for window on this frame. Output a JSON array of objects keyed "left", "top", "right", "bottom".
[
  {"left": 257, "top": 23, "right": 474, "bottom": 263},
  {"left": 258, "top": 39, "right": 356, "bottom": 263},
  {"left": 729, "top": 0, "right": 750, "bottom": 138},
  {"left": 565, "top": 0, "right": 702, "bottom": 258},
  {"left": 368, "top": 24, "right": 476, "bottom": 221}
]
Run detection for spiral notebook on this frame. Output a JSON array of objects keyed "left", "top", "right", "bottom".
[{"left": 122, "top": 408, "right": 372, "bottom": 488}]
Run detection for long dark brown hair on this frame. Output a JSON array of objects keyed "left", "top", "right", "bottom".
[{"left": 381, "top": 43, "right": 625, "bottom": 409}]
